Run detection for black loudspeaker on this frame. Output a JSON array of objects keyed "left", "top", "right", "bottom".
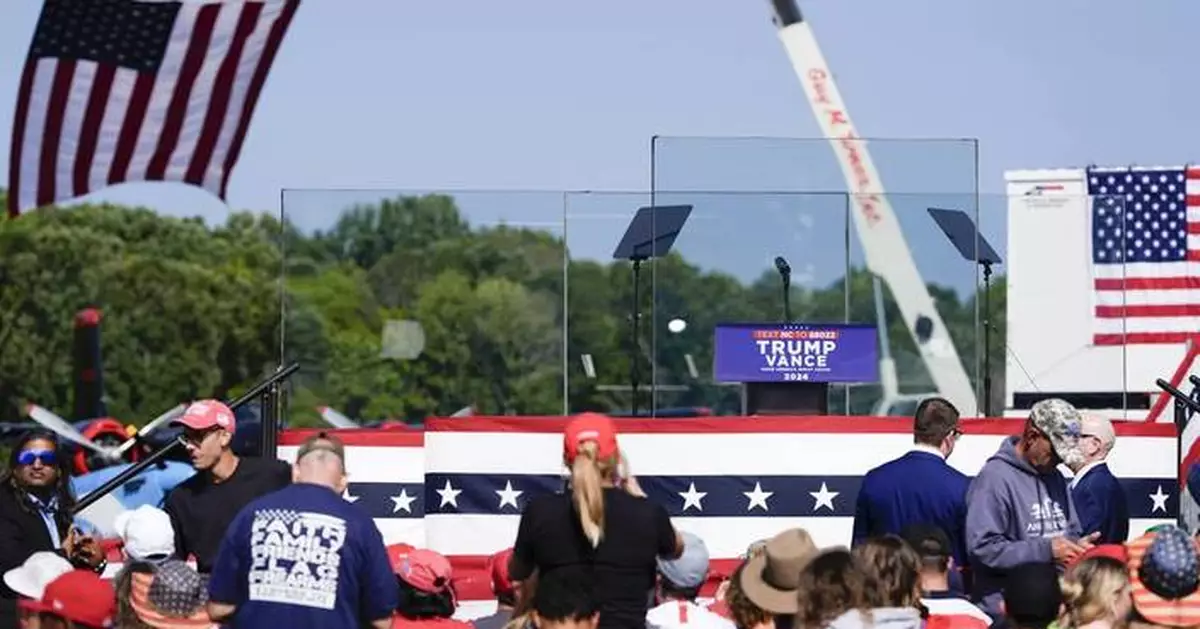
[{"left": 743, "top": 382, "right": 829, "bottom": 416}]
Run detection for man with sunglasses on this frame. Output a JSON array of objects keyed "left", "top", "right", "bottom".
[
  {"left": 852, "top": 397, "right": 972, "bottom": 589},
  {"left": 964, "top": 398, "right": 1100, "bottom": 619},
  {"left": 163, "top": 399, "right": 291, "bottom": 576},
  {"left": 0, "top": 431, "right": 104, "bottom": 629}
]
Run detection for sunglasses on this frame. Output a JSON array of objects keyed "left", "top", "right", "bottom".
[
  {"left": 17, "top": 449, "right": 56, "bottom": 467},
  {"left": 180, "top": 428, "right": 222, "bottom": 448}
]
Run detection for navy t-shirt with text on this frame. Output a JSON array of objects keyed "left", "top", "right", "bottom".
[{"left": 208, "top": 482, "right": 398, "bottom": 628}]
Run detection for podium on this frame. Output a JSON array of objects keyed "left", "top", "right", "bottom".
[
  {"left": 743, "top": 381, "right": 829, "bottom": 415},
  {"left": 714, "top": 323, "right": 880, "bottom": 416}
]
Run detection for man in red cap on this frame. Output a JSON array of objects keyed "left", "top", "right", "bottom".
[
  {"left": 473, "top": 548, "right": 518, "bottom": 629},
  {"left": 19, "top": 570, "right": 116, "bottom": 629},
  {"left": 163, "top": 399, "right": 291, "bottom": 575},
  {"left": 390, "top": 546, "right": 472, "bottom": 629}
]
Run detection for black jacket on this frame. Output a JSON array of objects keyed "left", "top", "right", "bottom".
[{"left": 0, "top": 483, "right": 68, "bottom": 629}]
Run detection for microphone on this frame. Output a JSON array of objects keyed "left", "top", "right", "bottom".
[
  {"left": 774, "top": 256, "right": 792, "bottom": 323},
  {"left": 774, "top": 256, "right": 791, "bottom": 278}
]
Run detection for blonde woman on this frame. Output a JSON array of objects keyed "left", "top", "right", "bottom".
[
  {"left": 1058, "top": 556, "right": 1131, "bottom": 629},
  {"left": 510, "top": 413, "right": 684, "bottom": 629}
]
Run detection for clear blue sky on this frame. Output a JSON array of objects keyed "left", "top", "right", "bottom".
[{"left": 2, "top": 0, "right": 1198, "bottom": 293}]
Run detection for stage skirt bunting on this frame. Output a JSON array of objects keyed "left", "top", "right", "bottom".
[{"left": 103, "top": 417, "right": 1177, "bottom": 621}]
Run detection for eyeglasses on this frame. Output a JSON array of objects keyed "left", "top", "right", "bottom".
[
  {"left": 179, "top": 428, "right": 220, "bottom": 448},
  {"left": 17, "top": 449, "right": 56, "bottom": 467}
]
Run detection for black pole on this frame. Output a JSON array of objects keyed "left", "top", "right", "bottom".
[
  {"left": 982, "top": 262, "right": 993, "bottom": 417},
  {"left": 73, "top": 362, "right": 300, "bottom": 514},
  {"left": 1157, "top": 378, "right": 1200, "bottom": 414},
  {"left": 630, "top": 259, "right": 643, "bottom": 417},
  {"left": 260, "top": 383, "right": 279, "bottom": 458}
]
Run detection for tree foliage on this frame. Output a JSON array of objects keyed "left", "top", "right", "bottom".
[{"left": 0, "top": 189, "right": 1006, "bottom": 426}]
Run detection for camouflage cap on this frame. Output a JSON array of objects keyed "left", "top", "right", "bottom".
[{"left": 1030, "top": 398, "right": 1083, "bottom": 465}]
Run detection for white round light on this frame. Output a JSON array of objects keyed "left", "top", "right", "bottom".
[{"left": 667, "top": 318, "right": 687, "bottom": 333}]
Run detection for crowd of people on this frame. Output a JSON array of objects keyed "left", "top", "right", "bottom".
[{"left": 0, "top": 397, "right": 1189, "bottom": 629}]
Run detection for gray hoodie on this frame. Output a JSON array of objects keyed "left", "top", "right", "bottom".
[
  {"left": 824, "top": 608, "right": 923, "bottom": 629},
  {"left": 965, "top": 436, "right": 1082, "bottom": 616}
]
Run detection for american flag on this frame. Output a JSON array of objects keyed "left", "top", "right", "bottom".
[
  {"left": 6, "top": 0, "right": 299, "bottom": 218},
  {"left": 1087, "top": 165, "right": 1200, "bottom": 346}
]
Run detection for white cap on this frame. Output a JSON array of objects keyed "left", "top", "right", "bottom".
[
  {"left": 114, "top": 505, "right": 175, "bottom": 562},
  {"left": 2, "top": 551, "right": 73, "bottom": 599}
]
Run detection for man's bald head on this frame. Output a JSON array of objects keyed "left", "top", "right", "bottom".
[
  {"left": 1079, "top": 414, "right": 1116, "bottom": 463},
  {"left": 293, "top": 433, "right": 347, "bottom": 491}
]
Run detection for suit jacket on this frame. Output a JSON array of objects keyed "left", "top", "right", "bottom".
[
  {"left": 1070, "top": 462, "right": 1130, "bottom": 544},
  {"left": 0, "top": 484, "right": 67, "bottom": 629}
]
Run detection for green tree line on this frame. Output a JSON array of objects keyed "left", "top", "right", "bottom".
[{"left": 0, "top": 191, "right": 1006, "bottom": 427}]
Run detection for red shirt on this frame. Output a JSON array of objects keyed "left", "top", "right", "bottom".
[{"left": 392, "top": 616, "right": 475, "bottom": 629}]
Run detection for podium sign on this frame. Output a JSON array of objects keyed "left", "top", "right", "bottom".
[{"left": 714, "top": 323, "right": 880, "bottom": 384}]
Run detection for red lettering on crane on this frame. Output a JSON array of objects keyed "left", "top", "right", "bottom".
[{"left": 804, "top": 68, "right": 883, "bottom": 227}]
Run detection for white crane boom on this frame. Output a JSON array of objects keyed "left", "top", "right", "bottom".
[{"left": 767, "top": 0, "right": 977, "bottom": 415}]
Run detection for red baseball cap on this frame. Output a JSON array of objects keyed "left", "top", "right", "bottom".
[
  {"left": 487, "top": 548, "right": 515, "bottom": 596},
  {"left": 171, "top": 400, "right": 236, "bottom": 434},
  {"left": 387, "top": 543, "right": 417, "bottom": 572},
  {"left": 563, "top": 413, "right": 618, "bottom": 462},
  {"left": 395, "top": 548, "right": 453, "bottom": 594},
  {"left": 1071, "top": 543, "right": 1128, "bottom": 567},
  {"left": 20, "top": 570, "right": 116, "bottom": 628}
]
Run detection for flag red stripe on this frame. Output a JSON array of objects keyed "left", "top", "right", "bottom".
[
  {"left": 220, "top": 0, "right": 299, "bottom": 199},
  {"left": 1189, "top": 223, "right": 1200, "bottom": 235},
  {"left": 107, "top": 73, "right": 156, "bottom": 185},
  {"left": 186, "top": 3, "right": 262, "bottom": 185},
  {"left": 1188, "top": 194, "right": 1200, "bottom": 205},
  {"left": 1095, "top": 277, "right": 1200, "bottom": 290},
  {"left": 1093, "top": 332, "right": 1200, "bottom": 346},
  {"left": 146, "top": 4, "right": 221, "bottom": 181},
  {"left": 1190, "top": 250, "right": 1200, "bottom": 262},
  {"left": 1189, "top": 169, "right": 1200, "bottom": 180},
  {"left": 35, "top": 60, "right": 76, "bottom": 208},
  {"left": 6, "top": 60, "right": 37, "bottom": 218},
  {"left": 72, "top": 64, "right": 116, "bottom": 199},
  {"left": 1096, "top": 304, "right": 1200, "bottom": 318}
]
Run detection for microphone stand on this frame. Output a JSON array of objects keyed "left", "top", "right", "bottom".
[{"left": 781, "top": 271, "right": 792, "bottom": 323}]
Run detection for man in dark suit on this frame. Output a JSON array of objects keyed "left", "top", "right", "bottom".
[
  {"left": 1067, "top": 415, "right": 1129, "bottom": 543},
  {"left": 853, "top": 398, "right": 971, "bottom": 582}
]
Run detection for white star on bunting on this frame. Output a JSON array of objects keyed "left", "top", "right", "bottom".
[
  {"left": 437, "top": 480, "right": 462, "bottom": 508},
  {"left": 679, "top": 482, "right": 707, "bottom": 512},
  {"left": 810, "top": 482, "right": 839, "bottom": 512},
  {"left": 390, "top": 489, "right": 417, "bottom": 514},
  {"left": 496, "top": 480, "right": 523, "bottom": 510},
  {"left": 744, "top": 481, "right": 773, "bottom": 512},
  {"left": 1150, "top": 485, "right": 1170, "bottom": 514}
]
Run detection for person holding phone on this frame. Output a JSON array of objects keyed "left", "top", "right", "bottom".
[{"left": 0, "top": 431, "right": 104, "bottom": 629}]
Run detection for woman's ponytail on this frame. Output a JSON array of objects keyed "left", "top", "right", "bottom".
[{"left": 571, "top": 441, "right": 605, "bottom": 547}]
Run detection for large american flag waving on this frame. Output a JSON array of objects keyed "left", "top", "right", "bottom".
[
  {"left": 7, "top": 0, "right": 299, "bottom": 217},
  {"left": 1087, "top": 165, "right": 1200, "bottom": 346}
]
